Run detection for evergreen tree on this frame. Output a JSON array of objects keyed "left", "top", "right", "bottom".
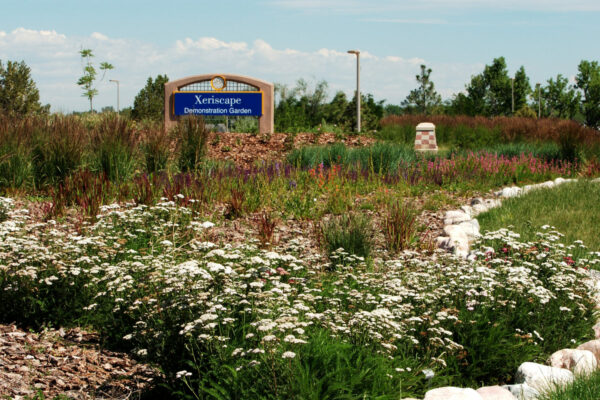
[
  {"left": 402, "top": 64, "right": 441, "bottom": 114},
  {"left": 0, "top": 60, "right": 46, "bottom": 115},
  {"left": 132, "top": 74, "right": 169, "bottom": 120}
]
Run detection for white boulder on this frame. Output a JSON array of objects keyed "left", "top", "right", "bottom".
[
  {"left": 496, "top": 187, "right": 522, "bottom": 198},
  {"left": 577, "top": 339, "right": 600, "bottom": 362},
  {"left": 593, "top": 321, "right": 600, "bottom": 339},
  {"left": 445, "top": 210, "right": 471, "bottom": 225},
  {"left": 436, "top": 236, "right": 453, "bottom": 250},
  {"left": 476, "top": 386, "right": 517, "bottom": 400},
  {"left": 444, "top": 225, "right": 470, "bottom": 257},
  {"left": 549, "top": 348, "right": 598, "bottom": 376},
  {"left": 457, "top": 219, "right": 481, "bottom": 240},
  {"left": 424, "top": 387, "right": 482, "bottom": 400},
  {"left": 471, "top": 204, "right": 489, "bottom": 216},
  {"left": 502, "top": 383, "right": 540, "bottom": 400},
  {"left": 514, "top": 362, "right": 573, "bottom": 393}
]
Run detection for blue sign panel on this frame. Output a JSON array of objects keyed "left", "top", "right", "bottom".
[{"left": 174, "top": 91, "right": 263, "bottom": 116}]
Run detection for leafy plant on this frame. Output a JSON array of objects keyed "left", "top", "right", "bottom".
[
  {"left": 76, "top": 49, "right": 114, "bottom": 112},
  {"left": 256, "top": 210, "right": 277, "bottom": 247}
]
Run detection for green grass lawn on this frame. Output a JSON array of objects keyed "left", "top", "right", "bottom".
[
  {"left": 543, "top": 368, "right": 600, "bottom": 400},
  {"left": 478, "top": 179, "right": 600, "bottom": 252}
]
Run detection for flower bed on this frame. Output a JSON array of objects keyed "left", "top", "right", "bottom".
[{"left": 1, "top": 197, "right": 599, "bottom": 398}]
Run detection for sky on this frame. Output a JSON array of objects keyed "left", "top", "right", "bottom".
[{"left": 1, "top": 0, "right": 599, "bottom": 113}]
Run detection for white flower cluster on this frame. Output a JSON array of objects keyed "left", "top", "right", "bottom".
[{"left": 0, "top": 200, "right": 598, "bottom": 374}]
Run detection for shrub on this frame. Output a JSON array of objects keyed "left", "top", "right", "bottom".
[
  {"left": 320, "top": 213, "right": 373, "bottom": 259},
  {"left": 174, "top": 116, "right": 209, "bottom": 172}
]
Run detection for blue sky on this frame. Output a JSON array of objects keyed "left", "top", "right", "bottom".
[{"left": 1, "top": 0, "right": 599, "bottom": 112}]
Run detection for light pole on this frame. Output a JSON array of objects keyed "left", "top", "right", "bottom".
[
  {"left": 347, "top": 50, "right": 360, "bottom": 133},
  {"left": 511, "top": 77, "right": 515, "bottom": 114},
  {"left": 536, "top": 82, "right": 541, "bottom": 119},
  {"left": 109, "top": 79, "right": 120, "bottom": 114}
]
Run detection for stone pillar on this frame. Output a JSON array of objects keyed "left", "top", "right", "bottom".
[{"left": 415, "top": 122, "right": 438, "bottom": 152}]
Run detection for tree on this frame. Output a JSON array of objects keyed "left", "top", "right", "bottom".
[
  {"left": 0, "top": 59, "right": 46, "bottom": 115},
  {"left": 132, "top": 74, "right": 169, "bottom": 120},
  {"left": 402, "top": 64, "right": 441, "bottom": 114},
  {"left": 512, "top": 66, "right": 531, "bottom": 113},
  {"left": 77, "top": 49, "right": 113, "bottom": 112},
  {"left": 575, "top": 60, "right": 600, "bottom": 128},
  {"left": 541, "top": 74, "right": 580, "bottom": 119}
]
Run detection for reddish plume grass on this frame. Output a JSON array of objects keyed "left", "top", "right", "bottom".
[{"left": 380, "top": 115, "right": 600, "bottom": 146}]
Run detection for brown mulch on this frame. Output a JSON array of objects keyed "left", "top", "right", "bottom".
[
  {"left": 0, "top": 324, "right": 160, "bottom": 400},
  {"left": 206, "top": 131, "right": 376, "bottom": 169}
]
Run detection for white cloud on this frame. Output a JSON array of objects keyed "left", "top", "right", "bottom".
[
  {"left": 0, "top": 27, "right": 482, "bottom": 112},
  {"left": 269, "top": 0, "right": 600, "bottom": 12}
]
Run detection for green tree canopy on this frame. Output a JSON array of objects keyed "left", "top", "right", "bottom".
[
  {"left": 575, "top": 60, "right": 600, "bottom": 128},
  {"left": 453, "top": 57, "right": 531, "bottom": 117},
  {"left": 132, "top": 74, "right": 169, "bottom": 121},
  {"left": 402, "top": 64, "right": 442, "bottom": 115},
  {"left": 541, "top": 74, "right": 580, "bottom": 119},
  {"left": 0, "top": 60, "right": 46, "bottom": 115}
]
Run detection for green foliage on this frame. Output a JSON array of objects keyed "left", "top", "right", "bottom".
[
  {"left": 91, "top": 115, "right": 139, "bottom": 182},
  {"left": 541, "top": 74, "right": 580, "bottom": 119},
  {"left": 31, "top": 116, "right": 86, "bottom": 186},
  {"left": 542, "top": 368, "right": 600, "bottom": 400},
  {"left": 320, "top": 213, "right": 373, "bottom": 259},
  {"left": 141, "top": 121, "right": 171, "bottom": 174},
  {"left": 402, "top": 64, "right": 442, "bottom": 115},
  {"left": 0, "top": 59, "right": 47, "bottom": 116},
  {"left": 131, "top": 74, "right": 169, "bottom": 121},
  {"left": 575, "top": 60, "right": 600, "bottom": 129},
  {"left": 175, "top": 116, "right": 209, "bottom": 172},
  {"left": 274, "top": 79, "right": 383, "bottom": 132},
  {"left": 452, "top": 57, "right": 531, "bottom": 117},
  {"left": 77, "top": 49, "right": 114, "bottom": 112}
]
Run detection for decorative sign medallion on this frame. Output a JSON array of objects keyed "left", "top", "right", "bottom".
[{"left": 210, "top": 76, "right": 226, "bottom": 91}]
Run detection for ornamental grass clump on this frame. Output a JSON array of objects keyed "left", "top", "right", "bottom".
[
  {"left": 384, "top": 200, "right": 418, "bottom": 252},
  {"left": 319, "top": 213, "right": 373, "bottom": 260}
]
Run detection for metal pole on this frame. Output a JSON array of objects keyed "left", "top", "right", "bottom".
[
  {"left": 356, "top": 53, "right": 360, "bottom": 133},
  {"left": 347, "top": 50, "right": 361, "bottom": 133},
  {"left": 537, "top": 83, "right": 542, "bottom": 119},
  {"left": 110, "top": 79, "right": 120, "bottom": 113},
  {"left": 511, "top": 77, "right": 514, "bottom": 114}
]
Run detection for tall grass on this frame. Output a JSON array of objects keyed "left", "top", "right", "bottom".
[
  {"left": 379, "top": 115, "right": 600, "bottom": 160},
  {"left": 91, "top": 115, "right": 139, "bottom": 182},
  {"left": 287, "top": 142, "right": 416, "bottom": 173},
  {"left": 175, "top": 116, "right": 209, "bottom": 172}
]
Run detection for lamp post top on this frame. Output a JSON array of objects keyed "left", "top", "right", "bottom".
[{"left": 347, "top": 50, "right": 360, "bottom": 55}]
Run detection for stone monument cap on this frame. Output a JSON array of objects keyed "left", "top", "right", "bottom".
[{"left": 416, "top": 122, "right": 435, "bottom": 131}]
